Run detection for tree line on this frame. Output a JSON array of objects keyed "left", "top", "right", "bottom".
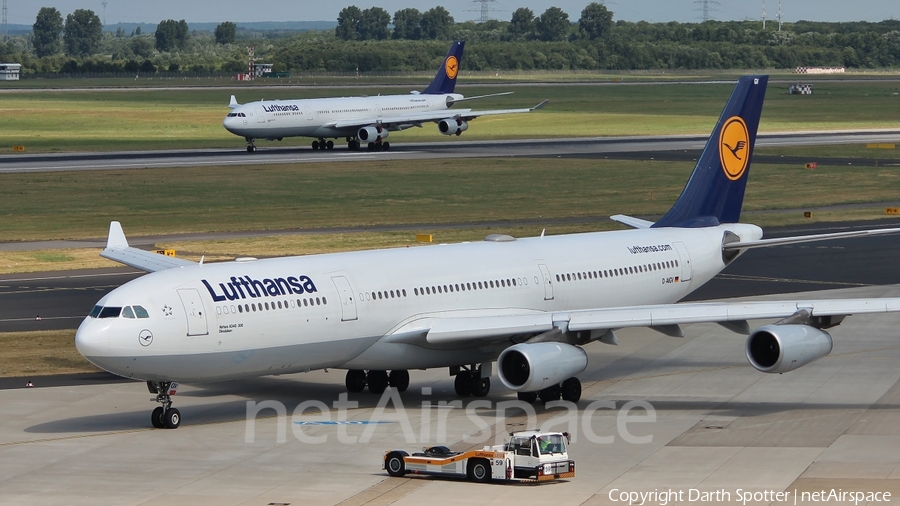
[{"left": 4, "top": 4, "right": 900, "bottom": 76}]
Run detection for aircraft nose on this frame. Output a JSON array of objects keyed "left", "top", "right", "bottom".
[{"left": 75, "top": 318, "right": 110, "bottom": 358}]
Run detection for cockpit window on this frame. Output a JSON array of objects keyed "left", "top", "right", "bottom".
[
  {"left": 89, "top": 305, "right": 102, "bottom": 318},
  {"left": 122, "top": 306, "right": 135, "bottom": 318},
  {"left": 98, "top": 307, "right": 122, "bottom": 318},
  {"left": 133, "top": 305, "right": 150, "bottom": 318}
]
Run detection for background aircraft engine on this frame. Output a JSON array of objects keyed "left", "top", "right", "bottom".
[
  {"left": 745, "top": 324, "right": 833, "bottom": 373},
  {"left": 358, "top": 126, "right": 388, "bottom": 141},
  {"left": 498, "top": 342, "right": 588, "bottom": 392},
  {"left": 438, "top": 118, "right": 469, "bottom": 136}
]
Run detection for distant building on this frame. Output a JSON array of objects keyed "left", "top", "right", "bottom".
[
  {"left": 795, "top": 66, "right": 845, "bottom": 74},
  {"left": 0, "top": 63, "right": 21, "bottom": 81}
]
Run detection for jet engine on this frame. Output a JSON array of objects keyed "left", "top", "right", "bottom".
[
  {"left": 745, "top": 324, "right": 833, "bottom": 373},
  {"left": 358, "top": 126, "right": 388, "bottom": 141},
  {"left": 498, "top": 342, "right": 588, "bottom": 392},
  {"left": 438, "top": 118, "right": 468, "bottom": 136}
]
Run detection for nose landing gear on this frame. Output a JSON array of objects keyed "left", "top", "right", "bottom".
[{"left": 148, "top": 381, "right": 181, "bottom": 429}]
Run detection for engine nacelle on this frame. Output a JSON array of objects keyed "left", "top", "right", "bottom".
[
  {"left": 358, "top": 126, "right": 388, "bottom": 141},
  {"left": 745, "top": 324, "right": 833, "bottom": 373},
  {"left": 498, "top": 342, "right": 588, "bottom": 392},
  {"left": 438, "top": 118, "right": 469, "bottom": 136}
]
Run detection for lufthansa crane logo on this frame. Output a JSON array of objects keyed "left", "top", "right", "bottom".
[
  {"left": 719, "top": 116, "right": 750, "bottom": 181},
  {"left": 445, "top": 56, "right": 459, "bottom": 80}
]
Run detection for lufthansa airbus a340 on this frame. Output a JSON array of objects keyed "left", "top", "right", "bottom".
[
  {"left": 223, "top": 41, "right": 546, "bottom": 152},
  {"left": 78, "top": 76, "right": 900, "bottom": 429}
]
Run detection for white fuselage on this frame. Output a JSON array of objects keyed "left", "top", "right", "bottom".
[
  {"left": 75, "top": 223, "right": 762, "bottom": 382},
  {"left": 223, "top": 93, "right": 462, "bottom": 140}
]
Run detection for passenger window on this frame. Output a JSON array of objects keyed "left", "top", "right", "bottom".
[
  {"left": 99, "top": 307, "right": 122, "bottom": 318},
  {"left": 322, "top": 297, "right": 327, "bottom": 305},
  {"left": 90, "top": 305, "right": 102, "bottom": 318},
  {"left": 402, "top": 289, "right": 407, "bottom": 297},
  {"left": 122, "top": 306, "right": 135, "bottom": 318}
]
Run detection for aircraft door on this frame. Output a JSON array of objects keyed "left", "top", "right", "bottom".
[
  {"left": 305, "top": 105, "right": 314, "bottom": 122},
  {"left": 672, "top": 241, "right": 693, "bottom": 282},
  {"left": 256, "top": 107, "right": 266, "bottom": 123},
  {"left": 331, "top": 276, "right": 358, "bottom": 321},
  {"left": 177, "top": 288, "right": 208, "bottom": 336},
  {"left": 538, "top": 264, "right": 554, "bottom": 300}
]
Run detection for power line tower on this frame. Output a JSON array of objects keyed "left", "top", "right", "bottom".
[
  {"left": 468, "top": 0, "right": 498, "bottom": 23},
  {"left": 2, "top": 0, "right": 7, "bottom": 42},
  {"left": 693, "top": 0, "right": 720, "bottom": 22},
  {"left": 776, "top": 0, "right": 784, "bottom": 32},
  {"left": 102, "top": 1, "right": 107, "bottom": 25}
]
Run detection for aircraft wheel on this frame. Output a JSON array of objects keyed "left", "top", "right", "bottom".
[
  {"left": 539, "top": 384, "right": 561, "bottom": 403},
  {"left": 454, "top": 371, "right": 472, "bottom": 396},
  {"left": 561, "top": 378, "right": 582, "bottom": 403},
  {"left": 164, "top": 408, "right": 181, "bottom": 429},
  {"left": 517, "top": 391, "right": 538, "bottom": 404},
  {"left": 367, "top": 142, "right": 375, "bottom": 151},
  {"left": 375, "top": 143, "right": 383, "bottom": 152},
  {"left": 388, "top": 370, "right": 410, "bottom": 392},
  {"left": 151, "top": 406, "right": 165, "bottom": 428},
  {"left": 246, "top": 145, "right": 254, "bottom": 153},
  {"left": 468, "top": 458, "right": 492, "bottom": 483},
  {"left": 382, "top": 141, "right": 390, "bottom": 151},
  {"left": 345, "top": 369, "right": 366, "bottom": 393},
  {"left": 311, "top": 140, "right": 319, "bottom": 150},
  {"left": 471, "top": 377, "right": 490, "bottom": 397},
  {"left": 326, "top": 140, "right": 334, "bottom": 150},
  {"left": 385, "top": 452, "right": 406, "bottom": 477},
  {"left": 367, "top": 370, "right": 389, "bottom": 394}
]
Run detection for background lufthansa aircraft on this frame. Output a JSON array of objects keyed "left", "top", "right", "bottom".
[
  {"left": 78, "top": 76, "right": 900, "bottom": 429},
  {"left": 223, "top": 41, "right": 547, "bottom": 152}
]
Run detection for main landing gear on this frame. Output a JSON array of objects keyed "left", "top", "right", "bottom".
[
  {"left": 516, "top": 377, "right": 582, "bottom": 404},
  {"left": 453, "top": 364, "right": 491, "bottom": 398},
  {"left": 366, "top": 139, "right": 390, "bottom": 152},
  {"left": 345, "top": 369, "right": 409, "bottom": 394},
  {"left": 347, "top": 137, "right": 361, "bottom": 151},
  {"left": 311, "top": 137, "right": 335, "bottom": 150},
  {"left": 148, "top": 381, "right": 181, "bottom": 429}
]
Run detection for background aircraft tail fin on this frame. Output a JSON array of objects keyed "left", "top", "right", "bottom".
[
  {"left": 422, "top": 41, "right": 465, "bottom": 95},
  {"left": 651, "top": 75, "right": 768, "bottom": 228}
]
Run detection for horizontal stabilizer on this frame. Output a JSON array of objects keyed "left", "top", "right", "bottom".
[
  {"left": 610, "top": 214, "right": 654, "bottom": 229},
  {"left": 725, "top": 227, "right": 900, "bottom": 250}
]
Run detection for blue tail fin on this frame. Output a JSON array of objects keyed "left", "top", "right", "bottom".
[
  {"left": 651, "top": 76, "right": 768, "bottom": 228},
  {"left": 422, "top": 41, "right": 465, "bottom": 95}
]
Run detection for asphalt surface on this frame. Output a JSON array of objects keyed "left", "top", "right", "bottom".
[{"left": 1, "top": 130, "right": 899, "bottom": 173}]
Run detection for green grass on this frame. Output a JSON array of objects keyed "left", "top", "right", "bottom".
[
  {"left": 1, "top": 79, "right": 898, "bottom": 153},
  {"left": 1, "top": 157, "right": 899, "bottom": 242}
]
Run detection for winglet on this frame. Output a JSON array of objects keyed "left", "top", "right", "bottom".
[
  {"left": 107, "top": 221, "right": 128, "bottom": 249},
  {"left": 228, "top": 95, "right": 239, "bottom": 109}
]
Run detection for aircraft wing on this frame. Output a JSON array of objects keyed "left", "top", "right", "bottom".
[
  {"left": 100, "top": 221, "right": 196, "bottom": 273},
  {"left": 329, "top": 100, "right": 548, "bottom": 130},
  {"left": 385, "top": 298, "right": 900, "bottom": 346}
]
